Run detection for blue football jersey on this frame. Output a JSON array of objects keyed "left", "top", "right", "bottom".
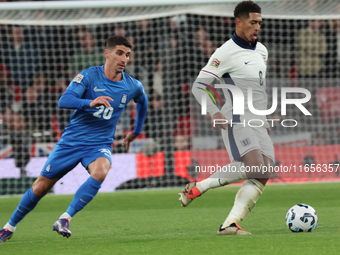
[{"left": 59, "top": 65, "right": 145, "bottom": 146}]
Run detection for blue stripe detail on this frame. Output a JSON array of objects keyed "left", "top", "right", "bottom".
[
  {"left": 232, "top": 32, "right": 257, "bottom": 50},
  {"left": 228, "top": 125, "right": 241, "bottom": 161},
  {"left": 223, "top": 73, "right": 240, "bottom": 123},
  {"left": 223, "top": 73, "right": 235, "bottom": 85}
]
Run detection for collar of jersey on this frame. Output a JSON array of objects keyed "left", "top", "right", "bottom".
[{"left": 232, "top": 33, "right": 257, "bottom": 50}]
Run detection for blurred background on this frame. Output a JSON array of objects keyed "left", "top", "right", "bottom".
[{"left": 0, "top": 0, "right": 339, "bottom": 194}]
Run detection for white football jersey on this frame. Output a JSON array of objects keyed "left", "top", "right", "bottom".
[{"left": 201, "top": 33, "right": 269, "bottom": 127}]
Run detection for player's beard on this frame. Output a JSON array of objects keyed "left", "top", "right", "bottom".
[
  {"left": 116, "top": 64, "right": 125, "bottom": 74},
  {"left": 115, "top": 67, "right": 124, "bottom": 74}
]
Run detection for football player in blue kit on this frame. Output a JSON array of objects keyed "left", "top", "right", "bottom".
[{"left": 0, "top": 36, "right": 148, "bottom": 242}]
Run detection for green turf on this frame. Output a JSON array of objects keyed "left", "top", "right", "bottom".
[{"left": 1, "top": 182, "right": 340, "bottom": 255}]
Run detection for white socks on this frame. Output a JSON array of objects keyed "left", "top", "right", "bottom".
[
  {"left": 191, "top": 162, "right": 265, "bottom": 229},
  {"left": 59, "top": 212, "right": 72, "bottom": 222},
  {"left": 4, "top": 213, "right": 72, "bottom": 233},
  {"left": 4, "top": 222, "right": 16, "bottom": 232},
  {"left": 222, "top": 179, "right": 264, "bottom": 228},
  {"left": 196, "top": 162, "right": 247, "bottom": 193}
]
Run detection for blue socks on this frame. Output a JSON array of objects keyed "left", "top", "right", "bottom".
[
  {"left": 66, "top": 177, "right": 102, "bottom": 217},
  {"left": 9, "top": 188, "right": 41, "bottom": 227},
  {"left": 7, "top": 177, "right": 102, "bottom": 228}
]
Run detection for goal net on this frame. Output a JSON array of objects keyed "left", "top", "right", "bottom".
[{"left": 0, "top": 0, "right": 339, "bottom": 195}]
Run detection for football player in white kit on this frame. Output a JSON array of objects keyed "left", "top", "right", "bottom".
[{"left": 179, "top": 1, "right": 274, "bottom": 235}]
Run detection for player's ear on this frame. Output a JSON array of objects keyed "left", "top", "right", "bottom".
[
  {"left": 104, "top": 48, "right": 110, "bottom": 59},
  {"left": 235, "top": 17, "right": 243, "bottom": 29}
]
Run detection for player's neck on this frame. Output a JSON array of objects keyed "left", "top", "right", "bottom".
[
  {"left": 233, "top": 32, "right": 257, "bottom": 50},
  {"left": 235, "top": 31, "right": 251, "bottom": 46},
  {"left": 104, "top": 65, "right": 123, "bottom": 81}
]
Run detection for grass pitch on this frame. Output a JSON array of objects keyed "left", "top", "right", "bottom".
[{"left": 1, "top": 182, "right": 340, "bottom": 255}]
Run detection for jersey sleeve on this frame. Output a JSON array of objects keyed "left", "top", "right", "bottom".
[
  {"left": 201, "top": 46, "right": 233, "bottom": 79},
  {"left": 192, "top": 71, "right": 221, "bottom": 117},
  {"left": 132, "top": 80, "right": 148, "bottom": 136},
  {"left": 66, "top": 70, "right": 90, "bottom": 98},
  {"left": 133, "top": 81, "right": 145, "bottom": 103},
  {"left": 59, "top": 90, "right": 92, "bottom": 109}
]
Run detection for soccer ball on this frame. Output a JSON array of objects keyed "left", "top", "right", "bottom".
[{"left": 286, "top": 204, "right": 318, "bottom": 232}]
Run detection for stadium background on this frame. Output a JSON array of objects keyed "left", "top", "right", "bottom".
[{"left": 0, "top": 0, "right": 340, "bottom": 195}]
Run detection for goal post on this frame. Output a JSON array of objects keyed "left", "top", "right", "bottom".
[{"left": 0, "top": 0, "right": 339, "bottom": 195}]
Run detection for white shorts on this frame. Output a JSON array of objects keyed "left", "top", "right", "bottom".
[{"left": 221, "top": 125, "right": 275, "bottom": 162}]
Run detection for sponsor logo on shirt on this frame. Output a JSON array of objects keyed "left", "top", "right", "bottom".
[
  {"left": 73, "top": 74, "right": 84, "bottom": 83},
  {"left": 210, "top": 58, "right": 220, "bottom": 68},
  {"left": 94, "top": 86, "right": 106, "bottom": 92},
  {"left": 262, "top": 55, "right": 267, "bottom": 65}
]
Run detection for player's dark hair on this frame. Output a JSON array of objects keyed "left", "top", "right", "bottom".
[
  {"left": 106, "top": 36, "right": 132, "bottom": 50},
  {"left": 234, "top": 1, "right": 261, "bottom": 19}
]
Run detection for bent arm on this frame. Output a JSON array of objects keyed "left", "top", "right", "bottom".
[
  {"left": 58, "top": 90, "right": 92, "bottom": 109},
  {"left": 192, "top": 71, "right": 221, "bottom": 117}
]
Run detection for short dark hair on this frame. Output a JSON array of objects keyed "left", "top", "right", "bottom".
[
  {"left": 234, "top": 1, "right": 261, "bottom": 19},
  {"left": 106, "top": 36, "right": 132, "bottom": 50}
]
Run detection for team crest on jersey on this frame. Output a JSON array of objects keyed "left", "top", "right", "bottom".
[
  {"left": 240, "top": 138, "right": 251, "bottom": 147},
  {"left": 262, "top": 55, "right": 267, "bottom": 66},
  {"left": 73, "top": 74, "right": 84, "bottom": 83},
  {"left": 119, "top": 94, "right": 128, "bottom": 108},
  {"left": 210, "top": 58, "right": 221, "bottom": 68},
  {"left": 121, "top": 94, "right": 127, "bottom": 103}
]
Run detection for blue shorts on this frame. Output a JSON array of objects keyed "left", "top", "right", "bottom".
[{"left": 40, "top": 143, "right": 112, "bottom": 179}]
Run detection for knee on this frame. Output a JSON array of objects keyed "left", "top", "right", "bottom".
[
  {"left": 91, "top": 167, "right": 109, "bottom": 182},
  {"left": 258, "top": 164, "right": 271, "bottom": 179},
  {"left": 255, "top": 177, "right": 269, "bottom": 186},
  {"left": 88, "top": 158, "right": 111, "bottom": 182},
  {"left": 32, "top": 180, "right": 49, "bottom": 198},
  {"left": 245, "top": 161, "right": 271, "bottom": 180}
]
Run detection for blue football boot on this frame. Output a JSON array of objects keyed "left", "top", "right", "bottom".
[
  {"left": 0, "top": 228, "right": 13, "bottom": 242},
  {"left": 53, "top": 218, "right": 71, "bottom": 238}
]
